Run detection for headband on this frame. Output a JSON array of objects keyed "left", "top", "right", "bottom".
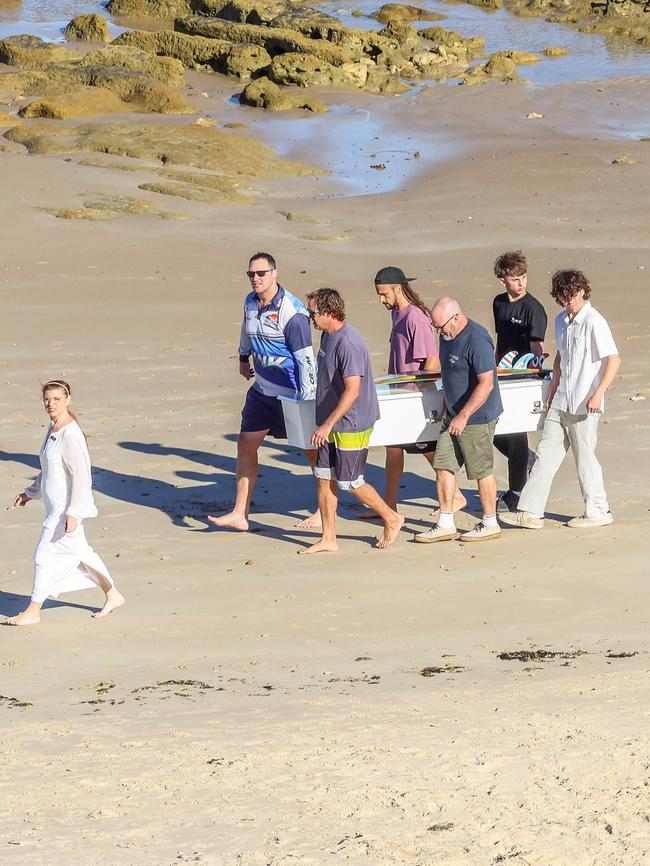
[{"left": 43, "top": 380, "right": 70, "bottom": 396}]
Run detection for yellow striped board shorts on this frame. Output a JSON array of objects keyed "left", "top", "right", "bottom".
[{"left": 314, "top": 427, "right": 373, "bottom": 490}]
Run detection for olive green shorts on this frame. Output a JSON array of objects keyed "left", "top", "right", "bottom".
[{"left": 433, "top": 416, "right": 497, "bottom": 480}]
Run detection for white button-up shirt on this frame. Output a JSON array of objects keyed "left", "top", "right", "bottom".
[{"left": 552, "top": 301, "right": 618, "bottom": 415}]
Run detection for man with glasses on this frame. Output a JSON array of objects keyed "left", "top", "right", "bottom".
[
  {"left": 415, "top": 298, "right": 503, "bottom": 543},
  {"left": 299, "top": 288, "right": 404, "bottom": 554},
  {"left": 209, "top": 252, "right": 316, "bottom": 531}
]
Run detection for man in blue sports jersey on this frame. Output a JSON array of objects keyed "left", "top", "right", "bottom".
[{"left": 209, "top": 252, "right": 316, "bottom": 531}]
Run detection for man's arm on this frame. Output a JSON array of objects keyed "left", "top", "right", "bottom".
[
  {"left": 311, "top": 376, "right": 361, "bottom": 447},
  {"left": 238, "top": 310, "right": 254, "bottom": 380},
  {"left": 448, "top": 371, "right": 494, "bottom": 436},
  {"left": 587, "top": 354, "right": 621, "bottom": 413},
  {"left": 530, "top": 340, "right": 544, "bottom": 356},
  {"left": 422, "top": 355, "right": 441, "bottom": 373}
]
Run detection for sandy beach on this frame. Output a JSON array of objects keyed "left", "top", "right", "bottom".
[{"left": 1, "top": 2, "right": 650, "bottom": 862}]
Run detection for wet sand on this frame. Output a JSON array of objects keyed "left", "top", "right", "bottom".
[{"left": 1, "top": 28, "right": 650, "bottom": 866}]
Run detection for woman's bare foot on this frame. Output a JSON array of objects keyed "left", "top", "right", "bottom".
[
  {"left": 375, "top": 514, "right": 405, "bottom": 549},
  {"left": 294, "top": 511, "right": 322, "bottom": 530},
  {"left": 298, "top": 539, "right": 339, "bottom": 555},
  {"left": 430, "top": 491, "right": 467, "bottom": 520},
  {"left": 6, "top": 606, "right": 41, "bottom": 627},
  {"left": 93, "top": 587, "right": 126, "bottom": 619},
  {"left": 207, "top": 512, "right": 249, "bottom": 531}
]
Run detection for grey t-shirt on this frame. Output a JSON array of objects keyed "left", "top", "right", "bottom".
[
  {"left": 315, "top": 323, "right": 380, "bottom": 432},
  {"left": 439, "top": 319, "right": 503, "bottom": 424}
]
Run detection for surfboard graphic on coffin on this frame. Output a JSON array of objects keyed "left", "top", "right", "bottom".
[{"left": 280, "top": 368, "right": 553, "bottom": 450}]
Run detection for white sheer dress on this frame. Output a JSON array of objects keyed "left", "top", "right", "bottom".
[{"left": 24, "top": 420, "right": 114, "bottom": 604}]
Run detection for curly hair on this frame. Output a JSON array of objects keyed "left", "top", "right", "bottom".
[
  {"left": 550, "top": 269, "right": 592, "bottom": 304},
  {"left": 306, "top": 288, "right": 346, "bottom": 322},
  {"left": 494, "top": 250, "right": 527, "bottom": 279}
]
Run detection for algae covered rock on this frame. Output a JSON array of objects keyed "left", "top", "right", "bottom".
[
  {"left": 19, "top": 88, "right": 126, "bottom": 119},
  {"left": 492, "top": 49, "right": 541, "bottom": 64},
  {"left": 63, "top": 14, "right": 111, "bottom": 43},
  {"left": 460, "top": 54, "right": 522, "bottom": 84},
  {"left": 80, "top": 45, "right": 185, "bottom": 86},
  {"left": 377, "top": 19, "right": 419, "bottom": 50},
  {"left": 0, "top": 34, "right": 79, "bottom": 69},
  {"left": 420, "top": 26, "right": 485, "bottom": 59},
  {"left": 4, "top": 121, "right": 326, "bottom": 178},
  {"left": 373, "top": 4, "right": 446, "bottom": 22},
  {"left": 240, "top": 76, "right": 327, "bottom": 112},
  {"left": 175, "top": 16, "right": 358, "bottom": 66},
  {"left": 107, "top": 0, "right": 193, "bottom": 17},
  {"left": 113, "top": 29, "right": 271, "bottom": 78},
  {"left": 542, "top": 46, "right": 568, "bottom": 56},
  {"left": 72, "top": 65, "right": 192, "bottom": 114}
]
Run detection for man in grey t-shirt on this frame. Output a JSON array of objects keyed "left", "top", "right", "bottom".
[{"left": 298, "top": 288, "right": 404, "bottom": 554}]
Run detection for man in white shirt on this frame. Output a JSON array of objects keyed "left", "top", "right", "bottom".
[{"left": 501, "top": 269, "right": 621, "bottom": 530}]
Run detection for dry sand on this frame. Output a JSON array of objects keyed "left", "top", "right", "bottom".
[{"left": 1, "top": 65, "right": 650, "bottom": 865}]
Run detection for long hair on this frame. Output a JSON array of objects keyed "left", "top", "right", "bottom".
[{"left": 400, "top": 282, "right": 433, "bottom": 322}]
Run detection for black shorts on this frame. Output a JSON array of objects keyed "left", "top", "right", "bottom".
[
  {"left": 240, "top": 387, "right": 287, "bottom": 439},
  {"left": 391, "top": 441, "right": 436, "bottom": 456}
]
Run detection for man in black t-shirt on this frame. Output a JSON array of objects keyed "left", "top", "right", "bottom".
[{"left": 492, "top": 251, "right": 548, "bottom": 513}]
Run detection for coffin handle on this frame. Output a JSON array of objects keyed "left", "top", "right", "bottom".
[
  {"left": 426, "top": 410, "right": 441, "bottom": 423},
  {"left": 532, "top": 401, "right": 543, "bottom": 415}
]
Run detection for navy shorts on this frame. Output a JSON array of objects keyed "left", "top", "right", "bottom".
[{"left": 240, "top": 387, "right": 287, "bottom": 439}]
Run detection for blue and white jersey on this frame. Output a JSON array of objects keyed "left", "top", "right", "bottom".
[{"left": 238, "top": 286, "right": 316, "bottom": 400}]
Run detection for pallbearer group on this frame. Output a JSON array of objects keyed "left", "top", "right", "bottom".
[
  {"left": 209, "top": 250, "right": 620, "bottom": 552},
  {"left": 6, "top": 248, "right": 620, "bottom": 625}
]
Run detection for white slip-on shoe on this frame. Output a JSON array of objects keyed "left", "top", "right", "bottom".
[
  {"left": 567, "top": 512, "right": 614, "bottom": 528},
  {"left": 461, "top": 521, "right": 501, "bottom": 542},
  {"left": 499, "top": 511, "right": 544, "bottom": 530},
  {"left": 414, "top": 524, "right": 458, "bottom": 544}
]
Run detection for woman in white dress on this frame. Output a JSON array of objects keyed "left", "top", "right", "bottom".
[{"left": 7, "top": 380, "right": 125, "bottom": 626}]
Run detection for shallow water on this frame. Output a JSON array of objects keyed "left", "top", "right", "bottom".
[{"left": 0, "top": 0, "right": 126, "bottom": 40}]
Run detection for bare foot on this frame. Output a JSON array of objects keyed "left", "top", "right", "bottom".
[
  {"left": 294, "top": 511, "right": 322, "bottom": 529},
  {"left": 93, "top": 587, "right": 126, "bottom": 619},
  {"left": 6, "top": 608, "right": 41, "bottom": 627},
  {"left": 358, "top": 506, "right": 397, "bottom": 520},
  {"left": 207, "top": 512, "right": 249, "bottom": 531},
  {"left": 430, "top": 492, "right": 467, "bottom": 520},
  {"left": 375, "top": 513, "right": 405, "bottom": 549},
  {"left": 298, "top": 539, "right": 339, "bottom": 555}
]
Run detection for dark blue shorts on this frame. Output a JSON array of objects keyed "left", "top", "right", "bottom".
[{"left": 240, "top": 386, "right": 287, "bottom": 439}]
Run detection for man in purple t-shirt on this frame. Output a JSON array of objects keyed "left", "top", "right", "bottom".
[
  {"left": 299, "top": 288, "right": 404, "bottom": 554},
  {"left": 369, "top": 266, "right": 466, "bottom": 515}
]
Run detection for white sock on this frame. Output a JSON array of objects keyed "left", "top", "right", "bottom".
[
  {"left": 438, "top": 511, "right": 455, "bottom": 529},
  {"left": 482, "top": 513, "right": 498, "bottom": 527}
]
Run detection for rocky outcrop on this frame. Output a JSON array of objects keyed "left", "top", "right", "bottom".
[
  {"left": 80, "top": 46, "right": 186, "bottom": 86},
  {"left": 112, "top": 29, "right": 271, "bottom": 78},
  {"left": 240, "top": 76, "right": 327, "bottom": 111},
  {"left": 174, "top": 16, "right": 360, "bottom": 65},
  {"left": 63, "top": 13, "right": 112, "bottom": 43},
  {"left": 460, "top": 54, "right": 522, "bottom": 84},
  {"left": 419, "top": 26, "right": 485, "bottom": 61},
  {"left": 3, "top": 121, "right": 326, "bottom": 178},
  {"left": 0, "top": 34, "right": 78, "bottom": 69},
  {"left": 373, "top": 4, "right": 447, "bottom": 22}
]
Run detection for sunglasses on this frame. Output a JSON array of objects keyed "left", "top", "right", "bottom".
[
  {"left": 434, "top": 313, "right": 457, "bottom": 334},
  {"left": 246, "top": 269, "right": 273, "bottom": 279},
  {"left": 308, "top": 309, "right": 320, "bottom": 320}
]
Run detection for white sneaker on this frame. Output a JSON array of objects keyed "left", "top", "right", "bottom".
[
  {"left": 414, "top": 524, "right": 458, "bottom": 543},
  {"left": 461, "top": 521, "right": 501, "bottom": 542},
  {"left": 567, "top": 512, "right": 613, "bottom": 528},
  {"left": 500, "top": 511, "right": 544, "bottom": 530}
]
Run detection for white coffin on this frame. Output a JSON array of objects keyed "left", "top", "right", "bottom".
[{"left": 280, "top": 372, "right": 552, "bottom": 449}]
